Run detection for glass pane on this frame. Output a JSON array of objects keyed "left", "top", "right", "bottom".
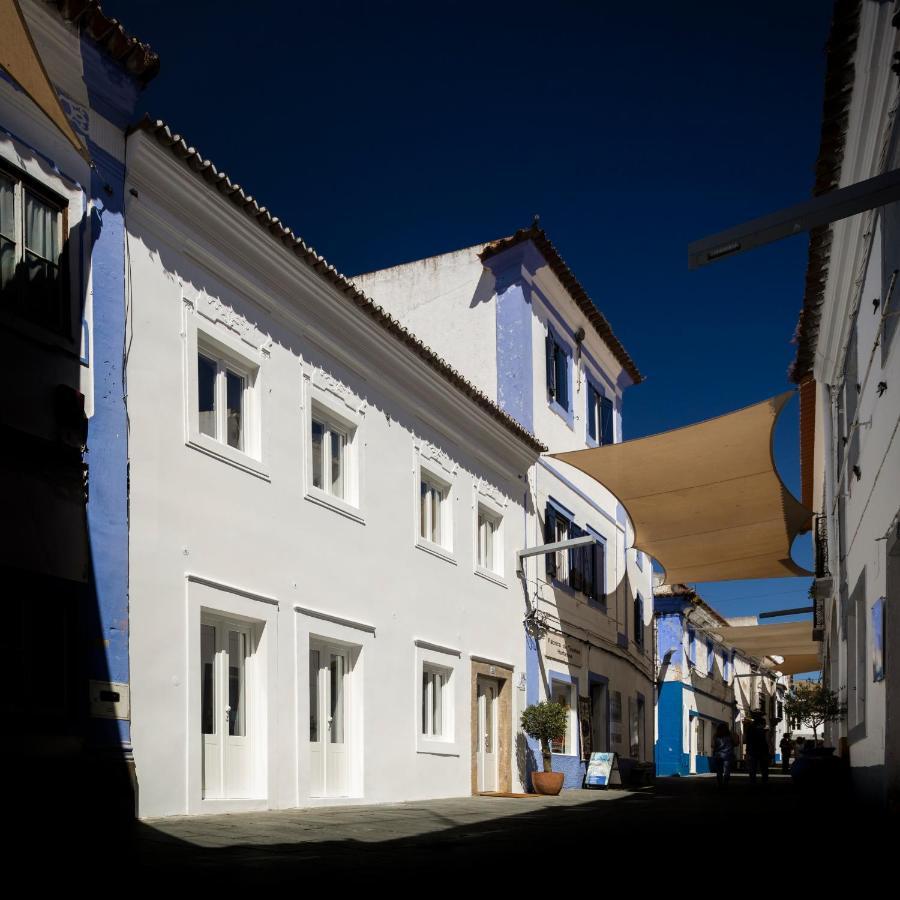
[
  {"left": 485, "top": 685, "right": 494, "bottom": 753},
  {"left": 0, "top": 237, "right": 15, "bottom": 298},
  {"left": 227, "top": 630, "right": 247, "bottom": 737},
  {"left": 198, "top": 353, "right": 217, "bottom": 438},
  {"left": 330, "top": 430, "right": 344, "bottom": 498},
  {"left": 201, "top": 624, "right": 216, "bottom": 735},
  {"left": 311, "top": 420, "right": 324, "bottom": 489},
  {"left": 422, "top": 670, "right": 430, "bottom": 736},
  {"left": 478, "top": 516, "right": 486, "bottom": 567},
  {"left": 587, "top": 385, "right": 597, "bottom": 439},
  {"left": 329, "top": 653, "right": 344, "bottom": 744},
  {"left": 0, "top": 175, "right": 14, "bottom": 240},
  {"left": 432, "top": 672, "right": 443, "bottom": 738},
  {"left": 309, "top": 649, "right": 320, "bottom": 742},
  {"left": 420, "top": 481, "right": 428, "bottom": 540},
  {"left": 430, "top": 486, "right": 441, "bottom": 545},
  {"left": 485, "top": 518, "right": 494, "bottom": 571},
  {"left": 24, "top": 191, "right": 58, "bottom": 261},
  {"left": 226, "top": 369, "right": 244, "bottom": 450}
]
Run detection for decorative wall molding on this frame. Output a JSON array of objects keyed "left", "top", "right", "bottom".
[
  {"left": 311, "top": 365, "right": 365, "bottom": 414},
  {"left": 414, "top": 438, "right": 459, "bottom": 477},
  {"left": 183, "top": 287, "right": 265, "bottom": 350},
  {"left": 476, "top": 478, "right": 509, "bottom": 509}
]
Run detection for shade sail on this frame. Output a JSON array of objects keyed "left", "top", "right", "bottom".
[
  {"left": 714, "top": 622, "right": 821, "bottom": 676},
  {"left": 0, "top": 0, "right": 90, "bottom": 162},
  {"left": 551, "top": 392, "right": 812, "bottom": 583}
]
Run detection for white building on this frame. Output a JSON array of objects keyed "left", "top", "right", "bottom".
[
  {"left": 355, "top": 225, "right": 655, "bottom": 785},
  {"left": 790, "top": 0, "right": 900, "bottom": 808},
  {"left": 123, "top": 120, "right": 545, "bottom": 817}
]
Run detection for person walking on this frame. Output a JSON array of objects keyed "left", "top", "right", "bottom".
[
  {"left": 745, "top": 715, "right": 770, "bottom": 787},
  {"left": 779, "top": 733, "right": 793, "bottom": 774},
  {"left": 712, "top": 722, "right": 736, "bottom": 790}
]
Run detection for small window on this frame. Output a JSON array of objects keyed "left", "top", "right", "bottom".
[
  {"left": 477, "top": 506, "right": 501, "bottom": 574},
  {"left": 422, "top": 666, "right": 448, "bottom": 738},
  {"left": 311, "top": 416, "right": 348, "bottom": 500},
  {"left": 0, "top": 168, "right": 68, "bottom": 334},
  {"left": 587, "top": 382, "right": 614, "bottom": 445},
  {"left": 196, "top": 346, "right": 252, "bottom": 452},
  {"left": 549, "top": 680, "right": 575, "bottom": 755},
  {"left": 634, "top": 595, "right": 644, "bottom": 648},
  {"left": 545, "top": 330, "right": 569, "bottom": 410},
  {"left": 420, "top": 475, "right": 448, "bottom": 548}
]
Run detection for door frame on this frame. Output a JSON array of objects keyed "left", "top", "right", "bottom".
[
  {"left": 470, "top": 658, "right": 513, "bottom": 794},
  {"left": 187, "top": 574, "right": 277, "bottom": 816},
  {"left": 476, "top": 675, "right": 500, "bottom": 792}
]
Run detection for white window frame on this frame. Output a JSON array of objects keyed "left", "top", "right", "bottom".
[
  {"left": 474, "top": 500, "right": 504, "bottom": 584},
  {"left": 185, "top": 319, "right": 265, "bottom": 478},
  {"left": 549, "top": 679, "right": 576, "bottom": 756},
  {"left": 416, "top": 464, "right": 455, "bottom": 563},
  {"left": 0, "top": 149, "right": 83, "bottom": 351},
  {"left": 305, "top": 393, "right": 362, "bottom": 522},
  {"left": 415, "top": 642, "right": 460, "bottom": 755}
]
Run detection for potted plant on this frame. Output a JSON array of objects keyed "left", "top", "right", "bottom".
[{"left": 521, "top": 701, "right": 568, "bottom": 795}]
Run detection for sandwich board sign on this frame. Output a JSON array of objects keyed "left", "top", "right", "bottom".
[{"left": 585, "top": 752, "right": 621, "bottom": 788}]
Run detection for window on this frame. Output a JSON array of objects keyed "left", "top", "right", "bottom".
[
  {"left": 311, "top": 415, "right": 348, "bottom": 500},
  {"left": 634, "top": 595, "right": 644, "bottom": 648},
  {"left": 0, "top": 167, "right": 68, "bottom": 334},
  {"left": 544, "top": 502, "right": 605, "bottom": 604},
  {"left": 197, "top": 347, "right": 250, "bottom": 452},
  {"left": 420, "top": 477, "right": 445, "bottom": 546},
  {"left": 549, "top": 680, "right": 575, "bottom": 755},
  {"left": 688, "top": 628, "right": 696, "bottom": 665},
  {"left": 707, "top": 639, "right": 714, "bottom": 676},
  {"left": 545, "top": 329, "right": 569, "bottom": 410},
  {"left": 476, "top": 505, "right": 501, "bottom": 575},
  {"left": 587, "top": 382, "right": 614, "bottom": 445},
  {"left": 422, "top": 666, "right": 448, "bottom": 738}
]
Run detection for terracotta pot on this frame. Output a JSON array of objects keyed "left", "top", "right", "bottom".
[{"left": 531, "top": 771, "right": 564, "bottom": 796}]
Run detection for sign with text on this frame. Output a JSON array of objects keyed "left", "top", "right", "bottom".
[
  {"left": 585, "top": 752, "right": 621, "bottom": 788},
  {"left": 543, "top": 633, "right": 583, "bottom": 667}
]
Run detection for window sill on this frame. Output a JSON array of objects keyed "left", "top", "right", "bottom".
[
  {"left": 186, "top": 434, "right": 269, "bottom": 481},
  {"left": 474, "top": 566, "right": 507, "bottom": 588},
  {"left": 416, "top": 539, "right": 457, "bottom": 566},
  {"left": 416, "top": 739, "right": 460, "bottom": 757},
  {"left": 305, "top": 488, "right": 365, "bottom": 524}
]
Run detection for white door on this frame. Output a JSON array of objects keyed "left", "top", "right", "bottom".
[
  {"left": 201, "top": 616, "right": 255, "bottom": 799},
  {"left": 477, "top": 677, "right": 499, "bottom": 792},
  {"left": 309, "top": 643, "right": 351, "bottom": 797}
]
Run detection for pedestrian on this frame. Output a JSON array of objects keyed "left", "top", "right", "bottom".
[
  {"left": 745, "top": 715, "right": 770, "bottom": 787},
  {"left": 779, "top": 733, "right": 793, "bottom": 774},
  {"left": 712, "top": 722, "right": 736, "bottom": 790}
]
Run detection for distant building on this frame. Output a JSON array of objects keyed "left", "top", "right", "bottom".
[
  {"left": 654, "top": 584, "right": 785, "bottom": 776},
  {"left": 790, "top": 0, "right": 900, "bottom": 808},
  {"left": 356, "top": 226, "right": 655, "bottom": 785}
]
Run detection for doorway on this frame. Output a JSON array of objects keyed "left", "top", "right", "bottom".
[
  {"left": 476, "top": 676, "right": 499, "bottom": 792},
  {"left": 590, "top": 681, "right": 608, "bottom": 753},
  {"left": 201, "top": 614, "right": 256, "bottom": 799},
  {"left": 309, "top": 642, "right": 352, "bottom": 797}
]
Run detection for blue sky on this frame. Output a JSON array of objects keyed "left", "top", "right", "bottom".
[{"left": 109, "top": 0, "right": 832, "bottom": 628}]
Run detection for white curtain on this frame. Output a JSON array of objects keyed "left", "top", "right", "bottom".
[{"left": 25, "top": 191, "right": 57, "bottom": 260}]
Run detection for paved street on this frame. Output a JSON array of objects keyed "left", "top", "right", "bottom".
[{"left": 120, "top": 771, "right": 863, "bottom": 882}]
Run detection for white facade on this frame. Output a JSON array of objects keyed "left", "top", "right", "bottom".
[
  {"left": 356, "top": 233, "right": 655, "bottom": 784},
  {"left": 797, "top": 1, "right": 900, "bottom": 807},
  {"left": 124, "top": 129, "right": 541, "bottom": 817}
]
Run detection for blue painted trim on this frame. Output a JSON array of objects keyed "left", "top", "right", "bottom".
[
  {"left": 688, "top": 628, "right": 697, "bottom": 664},
  {"left": 546, "top": 494, "right": 575, "bottom": 522},
  {"left": 537, "top": 459, "right": 619, "bottom": 530},
  {"left": 80, "top": 318, "right": 90, "bottom": 366}
]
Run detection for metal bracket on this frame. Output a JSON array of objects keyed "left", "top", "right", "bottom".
[{"left": 516, "top": 534, "right": 596, "bottom": 575}]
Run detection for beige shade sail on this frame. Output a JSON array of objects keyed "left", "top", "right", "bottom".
[
  {"left": 0, "top": 0, "right": 90, "bottom": 162},
  {"left": 551, "top": 392, "right": 812, "bottom": 584},
  {"left": 713, "top": 621, "right": 821, "bottom": 676}
]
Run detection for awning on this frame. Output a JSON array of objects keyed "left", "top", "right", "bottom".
[
  {"left": 0, "top": 0, "right": 90, "bottom": 162},
  {"left": 550, "top": 392, "right": 812, "bottom": 584},
  {"left": 713, "top": 621, "right": 821, "bottom": 676}
]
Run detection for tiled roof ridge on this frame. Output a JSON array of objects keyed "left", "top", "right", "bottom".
[
  {"left": 480, "top": 224, "right": 643, "bottom": 385},
  {"left": 47, "top": 0, "right": 160, "bottom": 84},
  {"left": 789, "top": 0, "right": 862, "bottom": 383},
  {"left": 653, "top": 582, "right": 731, "bottom": 627},
  {"left": 130, "top": 116, "right": 547, "bottom": 454}
]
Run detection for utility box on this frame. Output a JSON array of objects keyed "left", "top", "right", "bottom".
[{"left": 89, "top": 680, "right": 130, "bottom": 720}]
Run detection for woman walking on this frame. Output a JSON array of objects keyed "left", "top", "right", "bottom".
[{"left": 712, "top": 722, "right": 736, "bottom": 790}]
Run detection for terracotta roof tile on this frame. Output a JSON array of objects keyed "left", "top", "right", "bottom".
[
  {"left": 480, "top": 225, "right": 643, "bottom": 385},
  {"left": 130, "top": 116, "right": 546, "bottom": 455}
]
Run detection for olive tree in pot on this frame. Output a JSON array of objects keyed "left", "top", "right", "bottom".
[{"left": 521, "top": 701, "right": 568, "bottom": 795}]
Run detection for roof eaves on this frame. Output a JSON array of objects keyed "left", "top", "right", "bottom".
[
  {"left": 48, "top": 0, "right": 160, "bottom": 85},
  {"left": 789, "top": 0, "right": 862, "bottom": 384},
  {"left": 129, "top": 116, "right": 546, "bottom": 455},
  {"left": 480, "top": 224, "right": 643, "bottom": 386}
]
